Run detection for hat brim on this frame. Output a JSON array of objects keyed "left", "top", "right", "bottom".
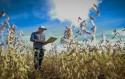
[{"left": 39, "top": 28, "right": 47, "bottom": 30}]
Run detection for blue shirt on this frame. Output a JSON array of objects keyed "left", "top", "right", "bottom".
[{"left": 30, "top": 31, "right": 45, "bottom": 49}]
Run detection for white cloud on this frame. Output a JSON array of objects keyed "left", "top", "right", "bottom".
[
  {"left": 49, "top": 0, "right": 102, "bottom": 26},
  {"left": 118, "top": 30, "right": 125, "bottom": 36}
]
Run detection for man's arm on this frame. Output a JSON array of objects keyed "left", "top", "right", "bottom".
[
  {"left": 30, "top": 32, "right": 36, "bottom": 42},
  {"left": 42, "top": 35, "right": 50, "bottom": 45}
]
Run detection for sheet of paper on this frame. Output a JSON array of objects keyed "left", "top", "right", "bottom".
[{"left": 47, "top": 37, "right": 57, "bottom": 43}]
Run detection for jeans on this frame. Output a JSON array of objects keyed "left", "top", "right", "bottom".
[{"left": 34, "top": 48, "right": 44, "bottom": 70}]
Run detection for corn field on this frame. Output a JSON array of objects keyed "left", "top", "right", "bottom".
[{"left": 0, "top": 8, "right": 125, "bottom": 79}]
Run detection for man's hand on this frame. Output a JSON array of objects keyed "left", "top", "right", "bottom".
[
  {"left": 35, "top": 40, "right": 51, "bottom": 45},
  {"left": 44, "top": 41, "right": 51, "bottom": 45},
  {"left": 35, "top": 40, "right": 45, "bottom": 43}
]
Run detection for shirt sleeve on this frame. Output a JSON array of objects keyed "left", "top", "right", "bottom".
[
  {"left": 43, "top": 34, "right": 45, "bottom": 40},
  {"left": 30, "top": 32, "right": 36, "bottom": 42}
]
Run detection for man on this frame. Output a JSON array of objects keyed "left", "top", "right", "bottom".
[{"left": 30, "top": 26, "right": 50, "bottom": 70}]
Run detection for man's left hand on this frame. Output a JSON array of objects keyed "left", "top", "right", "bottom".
[{"left": 44, "top": 41, "right": 51, "bottom": 45}]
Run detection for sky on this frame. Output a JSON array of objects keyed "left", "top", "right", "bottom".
[{"left": 0, "top": 0, "right": 125, "bottom": 50}]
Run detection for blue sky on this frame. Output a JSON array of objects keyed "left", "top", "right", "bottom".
[{"left": 0, "top": 0, "right": 125, "bottom": 45}]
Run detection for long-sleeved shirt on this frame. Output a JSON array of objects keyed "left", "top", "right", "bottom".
[{"left": 30, "top": 31, "right": 45, "bottom": 49}]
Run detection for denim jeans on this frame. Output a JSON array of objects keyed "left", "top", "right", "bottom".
[{"left": 34, "top": 48, "right": 44, "bottom": 70}]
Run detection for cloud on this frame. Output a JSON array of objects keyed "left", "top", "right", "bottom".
[
  {"left": 49, "top": 0, "right": 102, "bottom": 26},
  {"left": 117, "top": 29, "right": 125, "bottom": 36}
]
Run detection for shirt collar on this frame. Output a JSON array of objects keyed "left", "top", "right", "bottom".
[{"left": 36, "top": 31, "right": 43, "bottom": 34}]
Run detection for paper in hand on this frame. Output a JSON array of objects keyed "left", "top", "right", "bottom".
[{"left": 47, "top": 37, "right": 57, "bottom": 43}]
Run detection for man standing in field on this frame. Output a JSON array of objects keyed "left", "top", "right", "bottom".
[{"left": 30, "top": 26, "right": 50, "bottom": 70}]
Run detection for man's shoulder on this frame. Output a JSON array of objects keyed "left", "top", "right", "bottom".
[{"left": 31, "top": 31, "right": 37, "bottom": 34}]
